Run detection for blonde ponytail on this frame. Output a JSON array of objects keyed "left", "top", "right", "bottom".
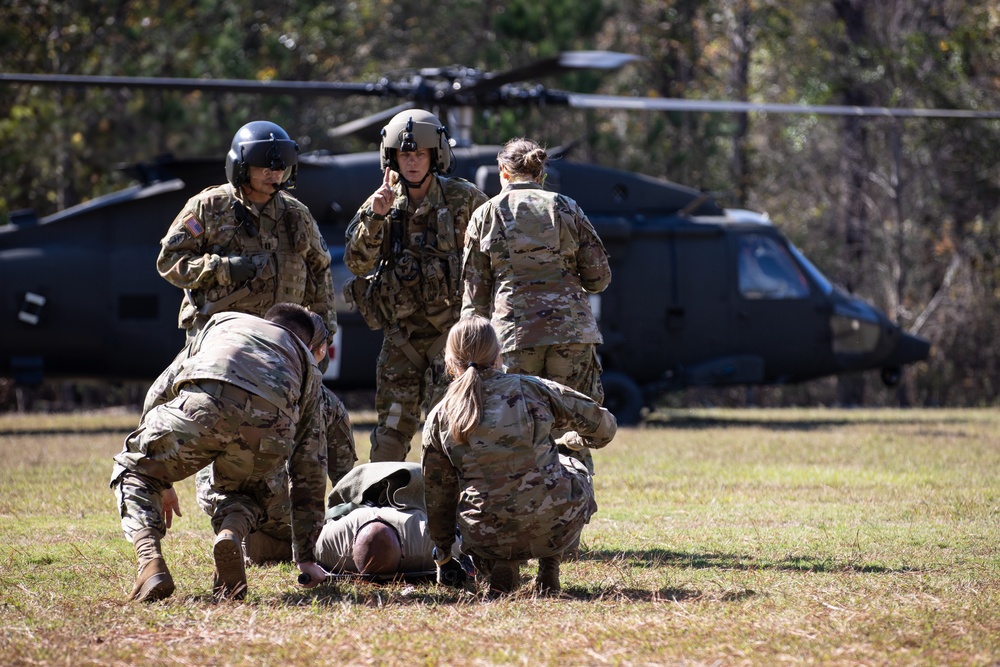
[{"left": 440, "top": 316, "right": 501, "bottom": 444}]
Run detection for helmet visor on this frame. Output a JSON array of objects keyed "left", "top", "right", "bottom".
[{"left": 240, "top": 137, "right": 298, "bottom": 172}]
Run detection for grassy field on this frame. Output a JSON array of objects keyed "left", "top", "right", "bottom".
[{"left": 0, "top": 408, "right": 997, "bottom": 666}]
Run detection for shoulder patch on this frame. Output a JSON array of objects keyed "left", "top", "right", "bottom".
[
  {"left": 165, "top": 232, "right": 188, "bottom": 247},
  {"left": 183, "top": 214, "right": 205, "bottom": 238}
]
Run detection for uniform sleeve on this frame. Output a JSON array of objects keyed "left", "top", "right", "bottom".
[
  {"left": 323, "top": 388, "right": 357, "bottom": 491},
  {"left": 344, "top": 197, "right": 388, "bottom": 276},
  {"left": 287, "top": 367, "right": 329, "bottom": 563},
  {"left": 156, "top": 197, "right": 232, "bottom": 290},
  {"left": 572, "top": 204, "right": 612, "bottom": 294},
  {"left": 460, "top": 207, "right": 495, "bottom": 319},
  {"left": 456, "top": 186, "right": 490, "bottom": 247},
  {"left": 533, "top": 377, "right": 617, "bottom": 449},
  {"left": 420, "top": 412, "right": 461, "bottom": 556},
  {"left": 302, "top": 210, "right": 338, "bottom": 336}
]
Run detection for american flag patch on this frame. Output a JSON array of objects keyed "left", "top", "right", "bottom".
[{"left": 183, "top": 214, "right": 204, "bottom": 237}]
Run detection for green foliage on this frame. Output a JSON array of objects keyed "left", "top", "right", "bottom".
[
  {"left": 1, "top": 1, "right": 1000, "bottom": 404},
  {"left": 493, "top": 0, "right": 606, "bottom": 49}
]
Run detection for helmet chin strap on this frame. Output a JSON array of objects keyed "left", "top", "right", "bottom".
[
  {"left": 246, "top": 180, "right": 283, "bottom": 200},
  {"left": 397, "top": 169, "right": 431, "bottom": 190}
]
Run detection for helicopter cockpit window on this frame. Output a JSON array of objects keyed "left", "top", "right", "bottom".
[{"left": 737, "top": 235, "right": 809, "bottom": 300}]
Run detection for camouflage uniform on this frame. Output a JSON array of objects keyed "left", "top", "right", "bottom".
[
  {"left": 345, "top": 175, "right": 488, "bottom": 461},
  {"left": 110, "top": 311, "right": 327, "bottom": 564},
  {"left": 462, "top": 181, "right": 612, "bottom": 471},
  {"left": 421, "top": 371, "right": 617, "bottom": 561},
  {"left": 194, "top": 384, "right": 356, "bottom": 551},
  {"left": 157, "top": 183, "right": 336, "bottom": 342}
]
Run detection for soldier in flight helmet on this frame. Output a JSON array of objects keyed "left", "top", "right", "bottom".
[
  {"left": 155, "top": 119, "right": 336, "bottom": 345},
  {"left": 344, "top": 109, "right": 489, "bottom": 463},
  {"left": 225, "top": 120, "right": 299, "bottom": 192},
  {"left": 379, "top": 109, "right": 454, "bottom": 182}
]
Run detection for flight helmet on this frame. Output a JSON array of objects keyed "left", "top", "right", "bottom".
[
  {"left": 379, "top": 109, "right": 454, "bottom": 176},
  {"left": 225, "top": 120, "right": 299, "bottom": 189}
]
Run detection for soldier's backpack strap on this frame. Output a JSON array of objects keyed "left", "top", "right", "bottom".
[
  {"left": 384, "top": 325, "right": 446, "bottom": 372},
  {"left": 384, "top": 324, "right": 429, "bottom": 371},
  {"left": 426, "top": 331, "right": 448, "bottom": 365}
]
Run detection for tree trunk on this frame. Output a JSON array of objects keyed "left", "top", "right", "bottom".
[
  {"left": 832, "top": 0, "right": 873, "bottom": 404},
  {"left": 728, "top": 0, "right": 751, "bottom": 208}
]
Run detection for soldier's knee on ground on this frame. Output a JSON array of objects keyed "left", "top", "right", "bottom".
[{"left": 244, "top": 531, "right": 293, "bottom": 565}]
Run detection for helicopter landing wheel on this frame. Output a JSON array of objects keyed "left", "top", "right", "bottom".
[
  {"left": 600, "top": 371, "right": 644, "bottom": 426},
  {"left": 880, "top": 366, "right": 902, "bottom": 387}
]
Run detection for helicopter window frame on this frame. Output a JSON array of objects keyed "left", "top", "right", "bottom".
[
  {"left": 787, "top": 244, "right": 833, "bottom": 296},
  {"left": 737, "top": 234, "right": 810, "bottom": 301}
]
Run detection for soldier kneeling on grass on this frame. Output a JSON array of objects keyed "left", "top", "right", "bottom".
[{"left": 109, "top": 303, "right": 328, "bottom": 601}]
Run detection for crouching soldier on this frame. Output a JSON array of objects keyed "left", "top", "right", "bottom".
[{"left": 109, "top": 303, "right": 329, "bottom": 601}]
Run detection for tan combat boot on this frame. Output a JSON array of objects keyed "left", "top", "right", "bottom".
[
  {"left": 213, "top": 514, "right": 250, "bottom": 600},
  {"left": 128, "top": 527, "right": 175, "bottom": 602},
  {"left": 487, "top": 559, "right": 520, "bottom": 596},
  {"left": 535, "top": 555, "right": 561, "bottom": 594}
]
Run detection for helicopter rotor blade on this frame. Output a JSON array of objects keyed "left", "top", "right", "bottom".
[
  {"left": 471, "top": 51, "right": 643, "bottom": 91},
  {"left": 6, "top": 60, "right": 999, "bottom": 120},
  {"left": 559, "top": 91, "right": 1000, "bottom": 119},
  {"left": 0, "top": 72, "right": 389, "bottom": 98},
  {"left": 0, "top": 51, "right": 641, "bottom": 104},
  {"left": 327, "top": 102, "right": 416, "bottom": 139}
]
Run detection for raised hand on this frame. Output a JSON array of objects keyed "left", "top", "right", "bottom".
[{"left": 371, "top": 167, "right": 395, "bottom": 216}]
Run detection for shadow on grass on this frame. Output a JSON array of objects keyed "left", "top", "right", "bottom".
[
  {"left": 641, "top": 412, "right": 975, "bottom": 432},
  {"left": 275, "top": 581, "right": 480, "bottom": 607},
  {"left": 274, "top": 583, "right": 712, "bottom": 606},
  {"left": 566, "top": 584, "right": 708, "bottom": 603},
  {"left": 584, "top": 547, "right": 920, "bottom": 574}
]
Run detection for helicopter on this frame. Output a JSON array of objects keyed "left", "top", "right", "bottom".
[{"left": 3, "top": 51, "right": 968, "bottom": 423}]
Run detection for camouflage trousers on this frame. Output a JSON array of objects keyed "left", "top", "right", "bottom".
[
  {"left": 369, "top": 332, "right": 449, "bottom": 462},
  {"left": 462, "top": 454, "right": 597, "bottom": 561},
  {"left": 193, "top": 388, "right": 356, "bottom": 546},
  {"left": 503, "top": 343, "right": 604, "bottom": 474},
  {"left": 110, "top": 381, "right": 294, "bottom": 541}
]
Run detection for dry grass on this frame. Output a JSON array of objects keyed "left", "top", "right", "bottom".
[{"left": 1, "top": 407, "right": 998, "bottom": 666}]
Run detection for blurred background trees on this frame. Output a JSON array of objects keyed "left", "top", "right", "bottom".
[{"left": 1, "top": 0, "right": 998, "bottom": 408}]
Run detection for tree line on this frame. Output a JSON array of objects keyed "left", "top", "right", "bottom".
[{"left": 2, "top": 0, "right": 998, "bottom": 408}]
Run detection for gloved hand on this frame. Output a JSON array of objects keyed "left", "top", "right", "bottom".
[
  {"left": 227, "top": 255, "right": 257, "bottom": 284},
  {"left": 554, "top": 431, "right": 586, "bottom": 451},
  {"left": 436, "top": 557, "right": 469, "bottom": 588}
]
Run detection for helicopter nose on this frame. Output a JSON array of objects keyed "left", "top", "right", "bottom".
[{"left": 881, "top": 330, "right": 931, "bottom": 367}]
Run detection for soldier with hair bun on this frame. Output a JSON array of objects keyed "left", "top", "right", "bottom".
[{"left": 461, "top": 137, "right": 612, "bottom": 477}]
